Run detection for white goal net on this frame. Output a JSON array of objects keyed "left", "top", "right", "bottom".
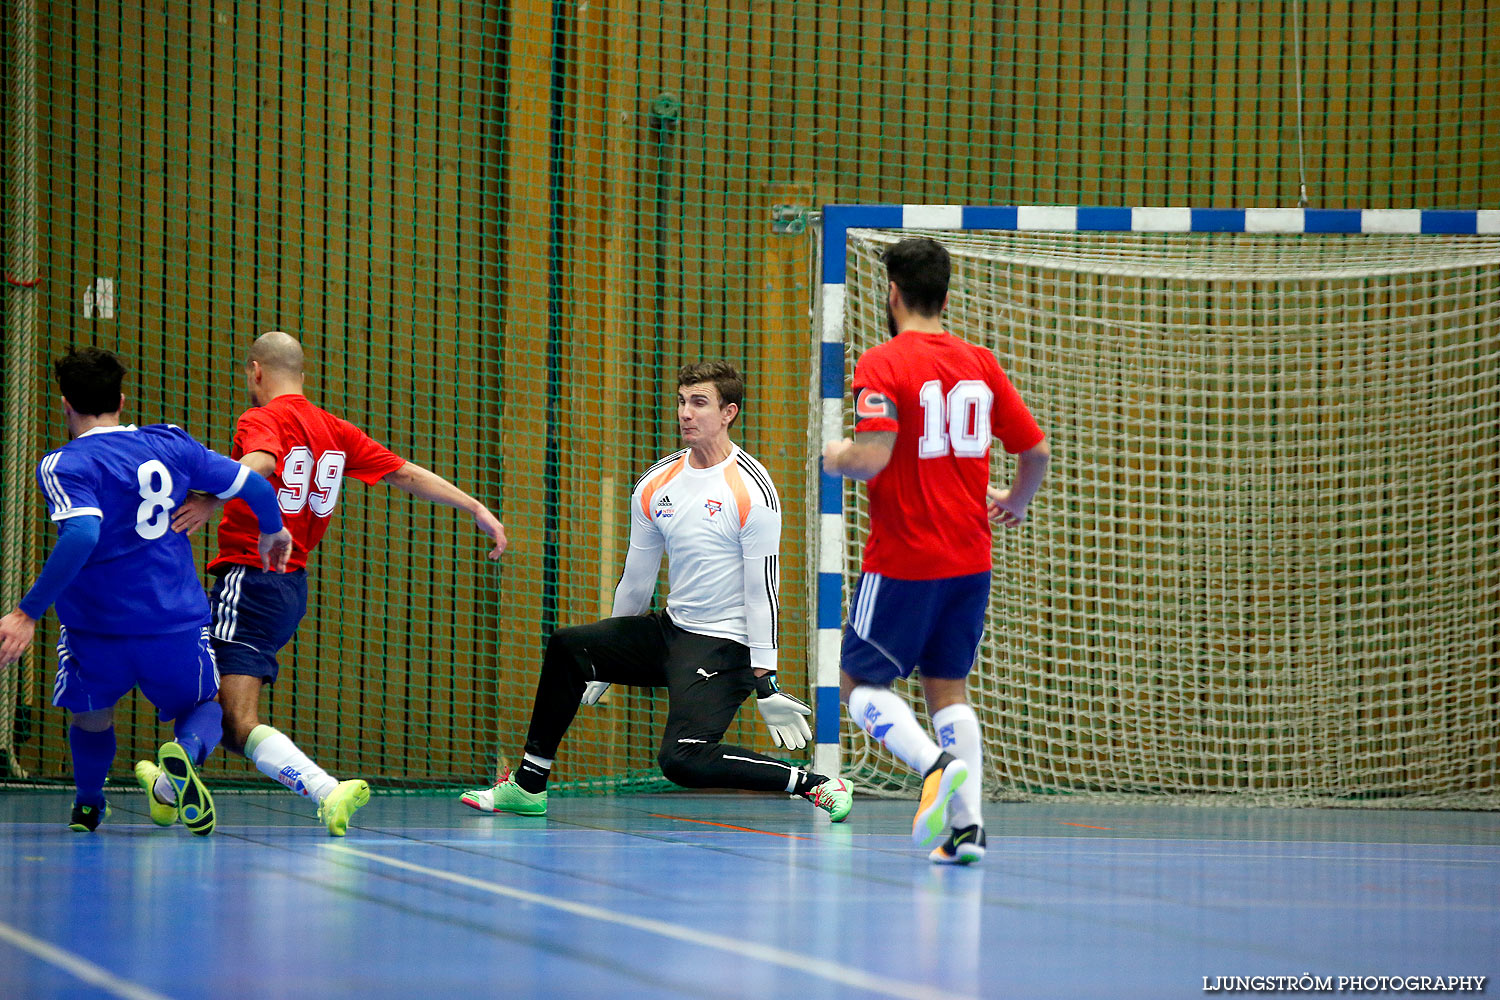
[{"left": 839, "top": 228, "right": 1500, "bottom": 808}]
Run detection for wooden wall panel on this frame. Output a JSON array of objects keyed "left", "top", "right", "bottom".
[
  {"left": 551, "top": 0, "right": 618, "bottom": 783},
  {"left": 493, "top": 0, "right": 555, "bottom": 782}
]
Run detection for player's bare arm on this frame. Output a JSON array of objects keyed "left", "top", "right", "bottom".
[
  {"left": 822, "top": 431, "right": 897, "bottom": 482},
  {"left": 380, "top": 460, "right": 507, "bottom": 559},
  {"left": 987, "top": 438, "right": 1051, "bottom": 527},
  {"left": 172, "top": 451, "right": 278, "bottom": 535}
]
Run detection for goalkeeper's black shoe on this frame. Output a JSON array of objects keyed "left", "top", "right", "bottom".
[
  {"left": 68, "top": 800, "right": 111, "bottom": 833},
  {"left": 929, "top": 824, "right": 986, "bottom": 865}
]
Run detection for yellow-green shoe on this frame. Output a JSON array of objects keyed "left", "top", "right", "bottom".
[
  {"left": 157, "top": 741, "right": 215, "bottom": 836},
  {"left": 68, "top": 801, "right": 111, "bottom": 832},
  {"left": 134, "top": 759, "right": 177, "bottom": 827},
  {"left": 318, "top": 779, "right": 370, "bottom": 837}
]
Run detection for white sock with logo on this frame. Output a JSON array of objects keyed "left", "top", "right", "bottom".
[
  {"left": 930, "top": 703, "right": 983, "bottom": 829},
  {"left": 846, "top": 685, "right": 942, "bottom": 775},
  {"left": 246, "top": 724, "right": 339, "bottom": 803}
]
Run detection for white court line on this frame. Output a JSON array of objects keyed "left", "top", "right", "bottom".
[
  {"left": 0, "top": 919, "right": 174, "bottom": 1000},
  {"left": 329, "top": 844, "right": 968, "bottom": 1000}
]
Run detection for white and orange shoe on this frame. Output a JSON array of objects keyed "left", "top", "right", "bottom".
[{"left": 912, "top": 753, "right": 967, "bottom": 849}]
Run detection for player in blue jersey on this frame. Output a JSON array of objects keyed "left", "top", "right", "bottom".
[{"left": 0, "top": 348, "right": 293, "bottom": 834}]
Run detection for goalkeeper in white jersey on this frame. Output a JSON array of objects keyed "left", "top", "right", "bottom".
[{"left": 462, "top": 361, "right": 851, "bottom": 820}]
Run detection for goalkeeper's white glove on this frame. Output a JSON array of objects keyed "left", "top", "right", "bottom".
[
  {"left": 581, "top": 681, "right": 611, "bottom": 706},
  {"left": 754, "top": 673, "right": 812, "bottom": 750}
]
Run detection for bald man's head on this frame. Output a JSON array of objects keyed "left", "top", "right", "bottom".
[{"left": 249, "top": 330, "right": 305, "bottom": 377}]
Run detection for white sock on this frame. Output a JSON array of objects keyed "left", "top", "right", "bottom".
[
  {"left": 153, "top": 773, "right": 177, "bottom": 806},
  {"left": 931, "top": 703, "right": 983, "bottom": 828},
  {"left": 846, "top": 685, "right": 942, "bottom": 775},
  {"left": 246, "top": 724, "right": 339, "bottom": 803}
]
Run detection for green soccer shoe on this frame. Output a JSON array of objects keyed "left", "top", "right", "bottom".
[
  {"left": 318, "top": 779, "right": 371, "bottom": 837},
  {"left": 68, "top": 800, "right": 111, "bottom": 833},
  {"left": 134, "top": 759, "right": 178, "bottom": 827},
  {"left": 806, "top": 777, "right": 854, "bottom": 823},
  {"left": 157, "top": 740, "right": 215, "bottom": 836},
  {"left": 460, "top": 773, "right": 547, "bottom": 816}
]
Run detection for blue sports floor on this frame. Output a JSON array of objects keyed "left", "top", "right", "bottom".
[{"left": 0, "top": 789, "right": 1495, "bottom": 1000}]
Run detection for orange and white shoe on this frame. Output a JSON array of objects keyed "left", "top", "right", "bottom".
[{"left": 912, "top": 753, "right": 967, "bottom": 848}]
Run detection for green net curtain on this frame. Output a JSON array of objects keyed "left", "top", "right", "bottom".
[{"left": 3, "top": 1, "right": 1497, "bottom": 790}]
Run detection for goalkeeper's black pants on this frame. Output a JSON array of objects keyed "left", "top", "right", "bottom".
[{"left": 523, "top": 610, "right": 799, "bottom": 792}]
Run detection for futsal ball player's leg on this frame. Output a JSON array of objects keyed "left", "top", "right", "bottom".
[
  {"left": 67, "top": 709, "right": 117, "bottom": 832},
  {"left": 134, "top": 627, "right": 228, "bottom": 835},
  {"left": 148, "top": 567, "right": 368, "bottom": 836},
  {"left": 53, "top": 629, "right": 127, "bottom": 832},
  {"left": 653, "top": 626, "right": 852, "bottom": 820},
  {"left": 917, "top": 572, "right": 991, "bottom": 865},
  {"left": 922, "top": 678, "right": 986, "bottom": 865},
  {"left": 230, "top": 568, "right": 367, "bottom": 835},
  {"left": 220, "top": 674, "right": 368, "bottom": 836},
  {"left": 840, "top": 574, "right": 967, "bottom": 849},
  {"left": 462, "top": 615, "right": 669, "bottom": 816}
]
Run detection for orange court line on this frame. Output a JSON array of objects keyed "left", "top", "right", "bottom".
[
  {"left": 1059, "top": 822, "right": 1115, "bottom": 830},
  {"left": 648, "top": 814, "right": 813, "bottom": 841}
]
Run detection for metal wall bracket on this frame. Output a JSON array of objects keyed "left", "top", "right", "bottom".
[{"left": 771, "top": 204, "right": 818, "bottom": 235}]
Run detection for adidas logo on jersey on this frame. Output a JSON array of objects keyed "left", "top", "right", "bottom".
[
  {"left": 655, "top": 494, "right": 676, "bottom": 519},
  {"left": 656, "top": 495, "right": 673, "bottom": 507}
]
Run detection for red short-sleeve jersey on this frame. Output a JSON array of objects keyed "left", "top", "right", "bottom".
[
  {"left": 851, "top": 330, "right": 1044, "bottom": 579},
  {"left": 209, "top": 394, "right": 406, "bottom": 573}
]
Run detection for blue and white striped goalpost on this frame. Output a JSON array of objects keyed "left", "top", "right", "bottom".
[{"left": 810, "top": 204, "right": 1500, "bottom": 780}]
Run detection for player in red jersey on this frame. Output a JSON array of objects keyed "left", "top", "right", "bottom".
[
  {"left": 133, "top": 331, "right": 507, "bottom": 836},
  {"left": 823, "top": 237, "right": 1050, "bottom": 864}
]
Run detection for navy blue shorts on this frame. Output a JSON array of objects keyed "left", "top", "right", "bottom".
[
  {"left": 841, "top": 571, "right": 991, "bottom": 685},
  {"left": 53, "top": 625, "right": 219, "bottom": 721},
  {"left": 208, "top": 566, "right": 308, "bottom": 683}
]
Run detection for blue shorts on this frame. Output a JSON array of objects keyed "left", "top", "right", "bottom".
[
  {"left": 841, "top": 571, "right": 991, "bottom": 685},
  {"left": 53, "top": 625, "right": 220, "bottom": 721},
  {"left": 208, "top": 566, "right": 308, "bottom": 683}
]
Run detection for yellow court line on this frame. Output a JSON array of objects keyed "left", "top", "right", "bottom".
[
  {"left": 329, "top": 843, "right": 972, "bottom": 1000},
  {"left": 0, "top": 919, "right": 175, "bottom": 1000}
]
